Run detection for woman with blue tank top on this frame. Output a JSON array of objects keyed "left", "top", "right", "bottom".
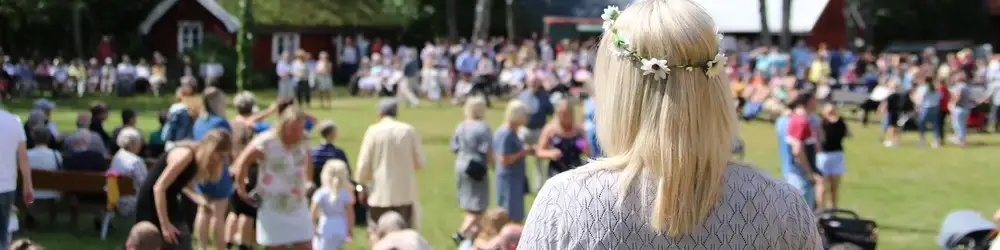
[
  {"left": 191, "top": 87, "right": 234, "bottom": 250},
  {"left": 536, "top": 99, "right": 591, "bottom": 177}
]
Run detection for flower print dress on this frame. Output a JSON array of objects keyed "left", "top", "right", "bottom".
[{"left": 251, "top": 131, "right": 314, "bottom": 246}]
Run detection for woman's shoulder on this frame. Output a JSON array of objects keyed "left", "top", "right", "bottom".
[{"left": 722, "top": 161, "right": 813, "bottom": 210}]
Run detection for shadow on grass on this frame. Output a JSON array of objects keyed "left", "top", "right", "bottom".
[
  {"left": 3, "top": 94, "right": 177, "bottom": 111},
  {"left": 878, "top": 224, "right": 939, "bottom": 235}
]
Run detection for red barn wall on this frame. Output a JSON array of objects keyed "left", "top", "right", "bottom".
[
  {"left": 251, "top": 33, "right": 273, "bottom": 71},
  {"left": 806, "top": 0, "right": 847, "bottom": 49},
  {"left": 147, "top": 0, "right": 232, "bottom": 58},
  {"left": 301, "top": 34, "right": 335, "bottom": 57}
]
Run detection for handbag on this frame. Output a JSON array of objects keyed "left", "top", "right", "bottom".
[
  {"left": 816, "top": 209, "right": 877, "bottom": 250},
  {"left": 457, "top": 124, "right": 488, "bottom": 181},
  {"left": 464, "top": 160, "right": 488, "bottom": 181}
]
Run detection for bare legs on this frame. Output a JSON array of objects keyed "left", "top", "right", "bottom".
[
  {"left": 458, "top": 211, "right": 482, "bottom": 237},
  {"left": 318, "top": 90, "right": 333, "bottom": 108},
  {"left": 194, "top": 200, "right": 228, "bottom": 250},
  {"left": 815, "top": 175, "right": 842, "bottom": 209}
]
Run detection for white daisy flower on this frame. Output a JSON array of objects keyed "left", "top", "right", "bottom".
[
  {"left": 610, "top": 46, "right": 629, "bottom": 57},
  {"left": 602, "top": 6, "right": 620, "bottom": 21},
  {"left": 706, "top": 53, "right": 728, "bottom": 78},
  {"left": 685, "top": 66, "right": 693, "bottom": 72},
  {"left": 640, "top": 58, "right": 670, "bottom": 80}
]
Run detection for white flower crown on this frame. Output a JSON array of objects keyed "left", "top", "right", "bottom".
[{"left": 602, "top": 5, "right": 727, "bottom": 80}]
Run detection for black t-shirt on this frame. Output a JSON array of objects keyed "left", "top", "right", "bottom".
[
  {"left": 884, "top": 93, "right": 904, "bottom": 115},
  {"left": 821, "top": 118, "right": 848, "bottom": 152}
]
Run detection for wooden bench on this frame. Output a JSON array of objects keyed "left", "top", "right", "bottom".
[{"left": 29, "top": 169, "right": 135, "bottom": 240}]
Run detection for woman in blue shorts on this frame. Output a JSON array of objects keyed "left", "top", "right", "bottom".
[{"left": 192, "top": 87, "right": 234, "bottom": 250}]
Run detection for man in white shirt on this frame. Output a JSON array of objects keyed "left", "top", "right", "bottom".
[
  {"left": 0, "top": 108, "right": 34, "bottom": 249},
  {"left": 356, "top": 99, "right": 423, "bottom": 229}
]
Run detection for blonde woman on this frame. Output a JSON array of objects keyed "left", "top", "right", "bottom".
[
  {"left": 314, "top": 52, "right": 335, "bottom": 108},
  {"left": 459, "top": 208, "right": 523, "bottom": 250},
  {"left": 519, "top": 1, "right": 822, "bottom": 249},
  {"left": 192, "top": 87, "right": 233, "bottom": 250},
  {"left": 535, "top": 99, "right": 591, "bottom": 177},
  {"left": 492, "top": 101, "right": 532, "bottom": 223},
  {"left": 134, "top": 129, "right": 232, "bottom": 248},
  {"left": 449, "top": 97, "right": 492, "bottom": 243},
  {"left": 311, "top": 159, "right": 356, "bottom": 250},
  {"left": 233, "top": 106, "right": 314, "bottom": 250}
]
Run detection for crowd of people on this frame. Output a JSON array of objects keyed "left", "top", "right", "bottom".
[
  {"left": 4, "top": 0, "right": 1000, "bottom": 249},
  {"left": 0, "top": 51, "right": 223, "bottom": 99}
]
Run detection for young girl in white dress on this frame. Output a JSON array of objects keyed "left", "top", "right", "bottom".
[
  {"left": 234, "top": 106, "right": 314, "bottom": 250},
  {"left": 311, "top": 159, "right": 355, "bottom": 250}
]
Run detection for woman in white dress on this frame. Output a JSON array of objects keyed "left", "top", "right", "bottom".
[{"left": 233, "top": 106, "right": 314, "bottom": 250}]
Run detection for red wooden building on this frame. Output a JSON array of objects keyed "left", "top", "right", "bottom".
[
  {"left": 140, "top": 0, "right": 410, "bottom": 70},
  {"left": 139, "top": 0, "right": 239, "bottom": 57}
]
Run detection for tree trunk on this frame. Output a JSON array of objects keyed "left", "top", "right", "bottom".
[
  {"left": 505, "top": 0, "right": 515, "bottom": 40},
  {"left": 446, "top": 0, "right": 458, "bottom": 41},
  {"left": 779, "top": 0, "right": 792, "bottom": 50},
  {"left": 235, "top": 0, "right": 254, "bottom": 90},
  {"left": 72, "top": 1, "right": 84, "bottom": 59},
  {"left": 758, "top": 0, "right": 771, "bottom": 46},
  {"left": 843, "top": 0, "right": 856, "bottom": 50},
  {"left": 472, "top": 0, "right": 493, "bottom": 42}
]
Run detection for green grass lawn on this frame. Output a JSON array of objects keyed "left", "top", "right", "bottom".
[{"left": 5, "top": 93, "right": 999, "bottom": 250}]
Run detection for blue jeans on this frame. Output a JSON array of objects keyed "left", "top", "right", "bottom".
[
  {"left": 951, "top": 107, "right": 970, "bottom": 139},
  {"left": 918, "top": 107, "right": 942, "bottom": 139},
  {"left": 0, "top": 191, "right": 14, "bottom": 249},
  {"left": 782, "top": 171, "right": 815, "bottom": 209}
]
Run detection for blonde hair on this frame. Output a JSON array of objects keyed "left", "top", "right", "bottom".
[
  {"left": 503, "top": 100, "right": 528, "bottom": 125},
  {"left": 592, "top": 0, "right": 735, "bottom": 236},
  {"left": 320, "top": 159, "right": 352, "bottom": 202},
  {"left": 464, "top": 97, "right": 488, "bottom": 120},
  {"left": 175, "top": 129, "right": 232, "bottom": 181},
  {"left": 201, "top": 87, "right": 227, "bottom": 118},
  {"left": 546, "top": 98, "right": 578, "bottom": 134},
  {"left": 272, "top": 106, "right": 308, "bottom": 143},
  {"left": 476, "top": 208, "right": 511, "bottom": 243}
]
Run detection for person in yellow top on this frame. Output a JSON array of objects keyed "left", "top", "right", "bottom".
[
  {"left": 68, "top": 60, "right": 87, "bottom": 97},
  {"left": 149, "top": 62, "right": 167, "bottom": 97},
  {"left": 808, "top": 53, "right": 831, "bottom": 84}
]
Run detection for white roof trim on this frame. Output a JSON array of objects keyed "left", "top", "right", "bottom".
[
  {"left": 692, "top": 0, "right": 830, "bottom": 33},
  {"left": 139, "top": 0, "right": 240, "bottom": 35}
]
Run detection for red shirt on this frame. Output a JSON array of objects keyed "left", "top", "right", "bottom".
[
  {"left": 786, "top": 113, "right": 813, "bottom": 144},
  {"left": 937, "top": 85, "right": 950, "bottom": 111}
]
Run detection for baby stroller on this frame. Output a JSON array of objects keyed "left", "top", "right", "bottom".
[
  {"left": 937, "top": 210, "right": 996, "bottom": 250},
  {"left": 816, "top": 209, "right": 878, "bottom": 250}
]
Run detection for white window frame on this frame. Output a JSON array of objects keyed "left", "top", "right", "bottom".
[
  {"left": 271, "top": 33, "right": 302, "bottom": 62},
  {"left": 177, "top": 21, "right": 204, "bottom": 52}
]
